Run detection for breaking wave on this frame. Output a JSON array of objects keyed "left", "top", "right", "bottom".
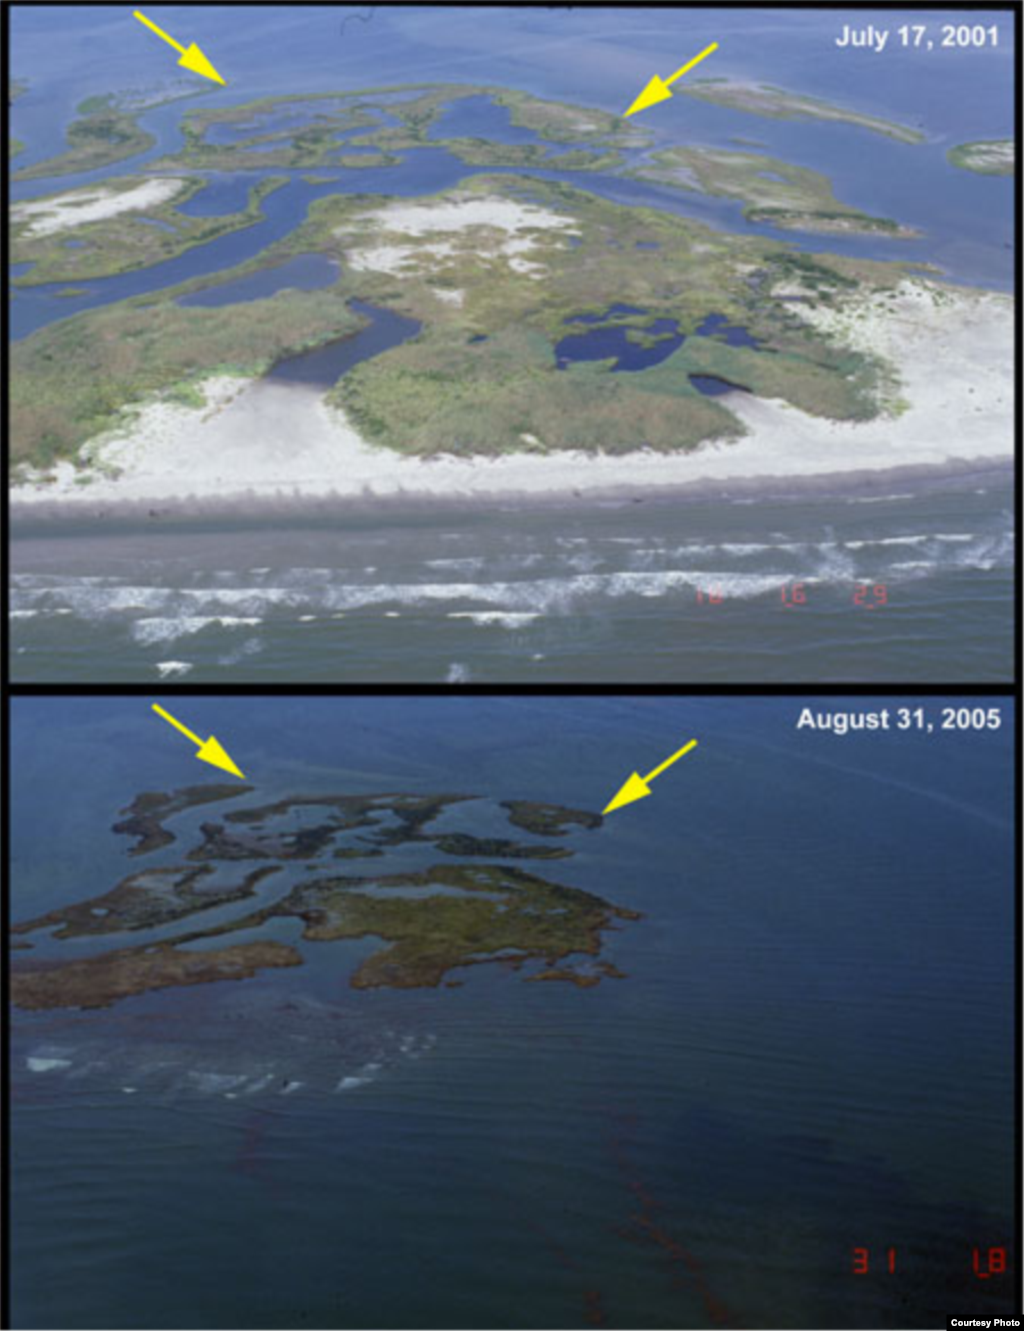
[{"left": 11, "top": 525, "right": 1014, "bottom": 646}]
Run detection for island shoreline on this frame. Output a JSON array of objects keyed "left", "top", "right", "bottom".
[{"left": 9, "top": 455, "right": 1013, "bottom": 537}]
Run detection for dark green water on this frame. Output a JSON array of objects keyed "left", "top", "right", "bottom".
[{"left": 10, "top": 697, "right": 1016, "bottom": 1328}]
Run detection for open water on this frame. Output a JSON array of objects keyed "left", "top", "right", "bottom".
[
  {"left": 9, "top": 695, "right": 1017, "bottom": 1328},
  {"left": 9, "top": 479, "right": 1014, "bottom": 682}
]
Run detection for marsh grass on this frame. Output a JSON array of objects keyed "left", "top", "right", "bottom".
[
  {"left": 11, "top": 292, "right": 363, "bottom": 467},
  {"left": 13, "top": 96, "right": 155, "bottom": 180},
  {"left": 11, "top": 176, "right": 289, "bottom": 285}
]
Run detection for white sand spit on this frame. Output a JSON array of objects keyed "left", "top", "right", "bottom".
[
  {"left": 343, "top": 195, "right": 581, "bottom": 281},
  {"left": 11, "top": 280, "right": 1013, "bottom": 513},
  {"left": 12, "top": 178, "right": 188, "bottom": 237}
]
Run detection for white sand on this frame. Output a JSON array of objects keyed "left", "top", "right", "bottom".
[
  {"left": 10, "top": 280, "right": 1013, "bottom": 513},
  {"left": 343, "top": 195, "right": 581, "bottom": 281},
  {"left": 432, "top": 288, "right": 465, "bottom": 307},
  {"left": 12, "top": 178, "right": 187, "bottom": 237}
]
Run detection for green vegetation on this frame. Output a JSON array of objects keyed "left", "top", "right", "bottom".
[
  {"left": 157, "top": 86, "right": 473, "bottom": 170},
  {"left": 9, "top": 138, "right": 25, "bottom": 157},
  {"left": 11, "top": 939, "right": 302, "bottom": 1010},
  {"left": 13, "top": 93, "right": 155, "bottom": 180},
  {"left": 336, "top": 151, "right": 399, "bottom": 168},
  {"left": 489, "top": 87, "right": 643, "bottom": 146},
  {"left": 278, "top": 863, "right": 638, "bottom": 990},
  {"left": 10, "top": 86, "right": 916, "bottom": 472},
  {"left": 680, "top": 80, "right": 926, "bottom": 144},
  {"left": 151, "top": 83, "right": 641, "bottom": 175},
  {"left": 301, "top": 175, "right": 894, "bottom": 457},
  {"left": 434, "top": 833, "right": 572, "bottom": 859},
  {"left": 11, "top": 864, "right": 279, "bottom": 940},
  {"left": 439, "top": 138, "right": 622, "bottom": 172},
  {"left": 223, "top": 791, "right": 473, "bottom": 835},
  {"left": 12, "top": 162, "right": 902, "bottom": 469},
  {"left": 11, "top": 291, "right": 364, "bottom": 469},
  {"left": 114, "top": 784, "right": 253, "bottom": 854},
  {"left": 10, "top": 175, "right": 288, "bottom": 285},
  {"left": 10, "top": 785, "right": 633, "bottom": 1006},
  {"left": 336, "top": 322, "right": 739, "bottom": 457},
  {"left": 77, "top": 93, "right": 115, "bottom": 115},
  {"left": 502, "top": 800, "right": 603, "bottom": 835},
  {"left": 629, "top": 146, "right": 919, "bottom": 238},
  {"left": 947, "top": 139, "right": 1014, "bottom": 175},
  {"left": 162, "top": 381, "right": 208, "bottom": 408},
  {"left": 104, "top": 80, "right": 216, "bottom": 114}
]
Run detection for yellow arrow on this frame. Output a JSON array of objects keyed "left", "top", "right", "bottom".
[
  {"left": 624, "top": 42, "right": 718, "bottom": 117},
  {"left": 133, "top": 10, "right": 226, "bottom": 85},
  {"left": 152, "top": 704, "right": 246, "bottom": 778},
  {"left": 602, "top": 739, "right": 697, "bottom": 814}
]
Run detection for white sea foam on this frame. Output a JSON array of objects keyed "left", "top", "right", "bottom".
[
  {"left": 424, "top": 557, "right": 486, "bottom": 573},
  {"left": 216, "top": 637, "right": 264, "bottom": 666},
  {"left": 155, "top": 660, "right": 193, "bottom": 678},
  {"left": 131, "top": 615, "right": 263, "bottom": 645},
  {"left": 240, "top": 1073, "right": 276, "bottom": 1095},
  {"left": 447, "top": 611, "right": 541, "bottom": 628},
  {"left": 845, "top": 534, "right": 932, "bottom": 550},
  {"left": 27, "top": 1056, "right": 72, "bottom": 1073},
  {"left": 336, "top": 1074, "right": 372, "bottom": 1092},
  {"left": 10, "top": 522, "right": 1015, "bottom": 642}
]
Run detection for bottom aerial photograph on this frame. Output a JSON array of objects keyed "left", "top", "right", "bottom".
[{"left": 7, "top": 693, "right": 1018, "bottom": 1330}]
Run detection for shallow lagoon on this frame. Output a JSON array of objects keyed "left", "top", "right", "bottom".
[
  {"left": 554, "top": 306, "right": 765, "bottom": 381},
  {"left": 266, "top": 298, "right": 421, "bottom": 389},
  {"left": 178, "top": 252, "right": 341, "bottom": 307}
]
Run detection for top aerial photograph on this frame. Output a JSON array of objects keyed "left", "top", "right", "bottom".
[{"left": 7, "top": 3, "right": 1017, "bottom": 683}]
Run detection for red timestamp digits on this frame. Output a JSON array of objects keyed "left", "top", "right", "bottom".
[
  {"left": 973, "top": 1246, "right": 1007, "bottom": 1278},
  {"left": 851, "top": 1246, "right": 1009, "bottom": 1277},
  {"left": 852, "top": 1246, "right": 896, "bottom": 1274},
  {"left": 853, "top": 583, "right": 888, "bottom": 609},
  {"left": 780, "top": 582, "right": 807, "bottom": 607}
]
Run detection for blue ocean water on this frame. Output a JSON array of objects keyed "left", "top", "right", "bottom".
[{"left": 9, "top": 696, "right": 1017, "bottom": 1329}]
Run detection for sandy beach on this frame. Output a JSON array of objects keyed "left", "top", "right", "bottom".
[
  {"left": 10, "top": 279, "right": 1013, "bottom": 516},
  {"left": 12, "top": 178, "right": 187, "bottom": 238}
]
